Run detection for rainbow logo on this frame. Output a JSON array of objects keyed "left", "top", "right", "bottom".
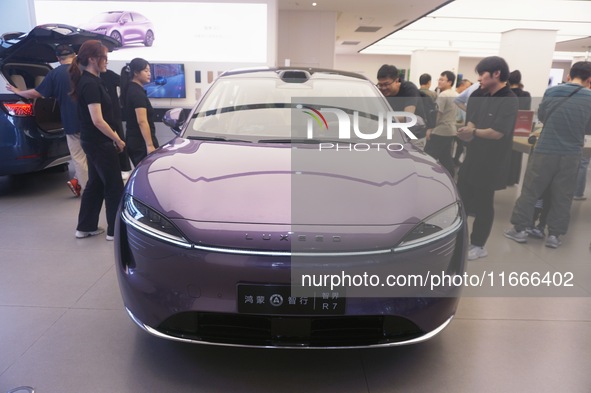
[{"left": 298, "top": 104, "right": 328, "bottom": 129}]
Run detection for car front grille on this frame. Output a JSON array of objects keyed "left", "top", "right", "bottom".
[{"left": 157, "top": 312, "right": 423, "bottom": 348}]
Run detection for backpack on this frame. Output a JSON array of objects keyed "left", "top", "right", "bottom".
[{"left": 419, "top": 90, "right": 438, "bottom": 129}]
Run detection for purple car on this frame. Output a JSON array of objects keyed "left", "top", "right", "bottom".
[
  {"left": 79, "top": 11, "right": 154, "bottom": 47},
  {"left": 114, "top": 68, "right": 467, "bottom": 348}
]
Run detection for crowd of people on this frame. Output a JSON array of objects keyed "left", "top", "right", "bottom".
[
  {"left": 376, "top": 57, "right": 591, "bottom": 259},
  {"left": 6, "top": 40, "right": 159, "bottom": 241},
  {"left": 5, "top": 45, "right": 591, "bottom": 252}
]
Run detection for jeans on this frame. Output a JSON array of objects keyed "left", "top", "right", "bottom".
[{"left": 77, "top": 140, "right": 124, "bottom": 237}]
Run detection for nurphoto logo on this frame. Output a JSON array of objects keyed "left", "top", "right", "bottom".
[{"left": 298, "top": 105, "right": 419, "bottom": 152}]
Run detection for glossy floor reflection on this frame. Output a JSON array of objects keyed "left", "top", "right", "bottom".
[{"left": 0, "top": 161, "right": 590, "bottom": 393}]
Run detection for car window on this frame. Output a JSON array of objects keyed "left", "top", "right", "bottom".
[
  {"left": 187, "top": 76, "right": 397, "bottom": 142},
  {"left": 132, "top": 13, "right": 147, "bottom": 22}
]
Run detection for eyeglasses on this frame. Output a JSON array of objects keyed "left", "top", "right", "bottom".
[{"left": 376, "top": 80, "right": 395, "bottom": 89}]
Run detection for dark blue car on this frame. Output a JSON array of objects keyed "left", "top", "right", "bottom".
[{"left": 0, "top": 24, "right": 119, "bottom": 176}]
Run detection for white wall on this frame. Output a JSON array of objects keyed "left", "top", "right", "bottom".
[
  {"left": 335, "top": 54, "right": 483, "bottom": 86},
  {"left": 334, "top": 54, "right": 410, "bottom": 82},
  {"left": 0, "top": 0, "right": 36, "bottom": 33},
  {"left": 409, "top": 50, "right": 459, "bottom": 87},
  {"left": 277, "top": 10, "right": 336, "bottom": 68}
]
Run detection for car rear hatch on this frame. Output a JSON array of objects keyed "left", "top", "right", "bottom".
[
  {"left": 0, "top": 23, "right": 120, "bottom": 63},
  {"left": 0, "top": 24, "right": 120, "bottom": 133}
]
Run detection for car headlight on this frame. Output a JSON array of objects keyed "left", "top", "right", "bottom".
[
  {"left": 394, "top": 202, "right": 463, "bottom": 252},
  {"left": 121, "top": 194, "right": 191, "bottom": 248}
]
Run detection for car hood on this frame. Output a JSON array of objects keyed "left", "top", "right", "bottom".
[
  {"left": 130, "top": 139, "right": 458, "bottom": 228},
  {"left": 0, "top": 24, "right": 120, "bottom": 63}
]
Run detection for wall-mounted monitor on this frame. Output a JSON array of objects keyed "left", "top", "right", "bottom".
[{"left": 146, "top": 63, "right": 186, "bottom": 98}]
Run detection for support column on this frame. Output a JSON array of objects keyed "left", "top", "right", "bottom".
[{"left": 499, "top": 29, "right": 557, "bottom": 99}]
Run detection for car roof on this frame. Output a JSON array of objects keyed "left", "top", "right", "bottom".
[
  {"left": 220, "top": 67, "right": 371, "bottom": 83},
  {"left": 0, "top": 24, "right": 120, "bottom": 63},
  {"left": 220, "top": 67, "right": 369, "bottom": 81}
]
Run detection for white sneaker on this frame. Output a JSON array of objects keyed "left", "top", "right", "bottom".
[
  {"left": 467, "top": 245, "right": 488, "bottom": 260},
  {"left": 121, "top": 171, "right": 132, "bottom": 181},
  {"left": 106, "top": 235, "right": 114, "bottom": 241},
  {"left": 75, "top": 227, "right": 105, "bottom": 239}
]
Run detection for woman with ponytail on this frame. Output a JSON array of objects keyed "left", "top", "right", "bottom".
[
  {"left": 120, "top": 58, "right": 158, "bottom": 166},
  {"left": 69, "top": 39, "right": 126, "bottom": 241}
]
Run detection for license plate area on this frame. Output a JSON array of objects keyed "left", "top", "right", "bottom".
[{"left": 237, "top": 284, "right": 345, "bottom": 315}]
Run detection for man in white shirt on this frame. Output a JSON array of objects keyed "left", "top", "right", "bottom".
[{"left": 425, "top": 71, "right": 458, "bottom": 175}]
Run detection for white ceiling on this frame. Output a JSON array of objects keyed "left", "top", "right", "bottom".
[{"left": 278, "top": 0, "right": 591, "bottom": 60}]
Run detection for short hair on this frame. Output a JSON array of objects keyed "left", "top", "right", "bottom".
[
  {"left": 440, "top": 70, "right": 456, "bottom": 86},
  {"left": 377, "top": 64, "right": 400, "bottom": 81},
  {"left": 457, "top": 79, "right": 472, "bottom": 88},
  {"left": 419, "top": 73, "right": 431, "bottom": 85},
  {"left": 508, "top": 70, "right": 522, "bottom": 85},
  {"left": 475, "top": 56, "right": 510, "bottom": 82},
  {"left": 569, "top": 61, "right": 591, "bottom": 81}
]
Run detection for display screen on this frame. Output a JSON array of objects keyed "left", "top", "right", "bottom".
[
  {"left": 33, "top": 1, "right": 268, "bottom": 63},
  {"left": 145, "top": 63, "right": 186, "bottom": 98}
]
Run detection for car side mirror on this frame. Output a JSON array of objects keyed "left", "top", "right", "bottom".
[
  {"left": 120, "top": 18, "right": 128, "bottom": 25},
  {"left": 163, "top": 108, "right": 186, "bottom": 135}
]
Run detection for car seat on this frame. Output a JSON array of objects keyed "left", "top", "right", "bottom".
[{"left": 10, "top": 74, "right": 27, "bottom": 90}]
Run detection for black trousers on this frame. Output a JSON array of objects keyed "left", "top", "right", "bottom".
[
  {"left": 77, "top": 140, "right": 124, "bottom": 237},
  {"left": 457, "top": 180, "right": 495, "bottom": 247},
  {"left": 127, "top": 135, "right": 159, "bottom": 167},
  {"left": 424, "top": 134, "right": 455, "bottom": 176}
]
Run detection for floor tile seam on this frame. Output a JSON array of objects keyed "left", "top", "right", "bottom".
[
  {"left": 0, "top": 307, "right": 68, "bottom": 380},
  {"left": 0, "top": 247, "right": 115, "bottom": 255},
  {"left": 358, "top": 354, "right": 371, "bottom": 393},
  {"left": 0, "top": 304, "right": 70, "bottom": 310},
  {"left": 454, "top": 316, "right": 591, "bottom": 323},
  {"left": 72, "top": 265, "right": 115, "bottom": 307}
]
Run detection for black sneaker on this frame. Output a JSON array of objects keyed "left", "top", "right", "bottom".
[{"left": 526, "top": 226, "right": 545, "bottom": 239}]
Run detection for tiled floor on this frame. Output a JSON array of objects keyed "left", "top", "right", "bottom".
[{"left": 0, "top": 160, "right": 590, "bottom": 393}]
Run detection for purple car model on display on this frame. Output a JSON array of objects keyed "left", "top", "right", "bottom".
[
  {"left": 114, "top": 67, "right": 467, "bottom": 348},
  {"left": 79, "top": 11, "right": 155, "bottom": 47}
]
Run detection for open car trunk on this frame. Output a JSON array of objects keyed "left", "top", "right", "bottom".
[{"left": 2, "top": 61, "right": 63, "bottom": 133}]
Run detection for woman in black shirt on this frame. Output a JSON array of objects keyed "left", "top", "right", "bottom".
[
  {"left": 121, "top": 58, "right": 159, "bottom": 166},
  {"left": 69, "top": 40, "right": 126, "bottom": 241}
]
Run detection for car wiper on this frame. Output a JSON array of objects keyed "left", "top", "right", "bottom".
[{"left": 186, "top": 136, "right": 252, "bottom": 143}]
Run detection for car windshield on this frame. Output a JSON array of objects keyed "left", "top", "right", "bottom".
[
  {"left": 185, "top": 74, "right": 403, "bottom": 143},
  {"left": 90, "top": 13, "right": 122, "bottom": 23}
]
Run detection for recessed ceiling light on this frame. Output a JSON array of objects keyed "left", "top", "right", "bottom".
[{"left": 312, "top": 2, "right": 317, "bottom": 6}]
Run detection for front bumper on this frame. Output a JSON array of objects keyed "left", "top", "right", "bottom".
[{"left": 114, "top": 212, "right": 466, "bottom": 348}]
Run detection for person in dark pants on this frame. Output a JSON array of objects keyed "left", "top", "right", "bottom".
[
  {"left": 504, "top": 61, "right": 591, "bottom": 249},
  {"left": 69, "top": 40, "right": 126, "bottom": 241},
  {"left": 100, "top": 69, "right": 132, "bottom": 173},
  {"left": 456, "top": 56, "right": 519, "bottom": 260},
  {"left": 506, "top": 70, "right": 532, "bottom": 186},
  {"left": 120, "top": 58, "right": 159, "bottom": 167}
]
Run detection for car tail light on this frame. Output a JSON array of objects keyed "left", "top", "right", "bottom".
[{"left": 2, "top": 102, "right": 34, "bottom": 117}]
